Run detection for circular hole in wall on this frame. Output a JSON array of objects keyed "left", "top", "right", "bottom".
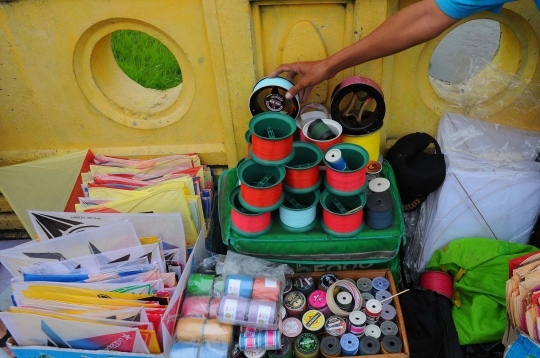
[
  {"left": 111, "top": 30, "right": 182, "bottom": 90},
  {"left": 429, "top": 19, "right": 501, "bottom": 82}
]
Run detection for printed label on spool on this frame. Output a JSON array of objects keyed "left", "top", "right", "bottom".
[
  {"left": 325, "top": 315, "right": 347, "bottom": 336},
  {"left": 302, "top": 310, "right": 325, "bottom": 331},
  {"left": 224, "top": 298, "right": 238, "bottom": 320},
  {"left": 284, "top": 278, "right": 293, "bottom": 295},
  {"left": 320, "top": 273, "right": 338, "bottom": 290},
  {"left": 283, "top": 318, "right": 303, "bottom": 338},
  {"left": 294, "top": 275, "right": 314, "bottom": 290},
  {"left": 265, "top": 93, "right": 285, "bottom": 112},
  {"left": 265, "top": 278, "right": 278, "bottom": 288},
  {"left": 285, "top": 292, "right": 306, "bottom": 310},
  {"left": 257, "top": 305, "right": 272, "bottom": 325},
  {"left": 244, "top": 349, "right": 267, "bottom": 358},
  {"left": 228, "top": 279, "right": 242, "bottom": 296},
  {"left": 308, "top": 290, "right": 327, "bottom": 309},
  {"left": 295, "top": 333, "right": 319, "bottom": 355}
]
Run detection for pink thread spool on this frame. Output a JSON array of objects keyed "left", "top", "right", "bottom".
[
  {"left": 308, "top": 290, "right": 332, "bottom": 318},
  {"left": 182, "top": 296, "right": 220, "bottom": 319}
]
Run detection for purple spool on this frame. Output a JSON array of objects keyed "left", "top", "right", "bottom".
[
  {"left": 218, "top": 295, "right": 249, "bottom": 323},
  {"left": 375, "top": 289, "right": 393, "bottom": 304},
  {"left": 380, "top": 304, "right": 396, "bottom": 322},
  {"left": 247, "top": 299, "right": 278, "bottom": 327}
]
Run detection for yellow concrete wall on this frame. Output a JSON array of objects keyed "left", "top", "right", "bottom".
[{"left": 1, "top": 0, "right": 539, "bottom": 168}]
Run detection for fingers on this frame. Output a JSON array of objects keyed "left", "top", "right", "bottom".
[
  {"left": 268, "top": 64, "right": 294, "bottom": 78},
  {"left": 300, "top": 86, "right": 314, "bottom": 103}
]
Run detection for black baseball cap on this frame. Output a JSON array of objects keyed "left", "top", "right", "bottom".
[{"left": 386, "top": 132, "right": 446, "bottom": 212}]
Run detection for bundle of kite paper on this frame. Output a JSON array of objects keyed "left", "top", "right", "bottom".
[
  {"left": 77, "top": 154, "right": 214, "bottom": 245},
  {"left": 0, "top": 220, "right": 183, "bottom": 355}
]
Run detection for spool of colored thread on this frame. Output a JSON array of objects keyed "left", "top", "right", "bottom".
[
  {"left": 320, "top": 190, "right": 366, "bottom": 237},
  {"left": 294, "top": 333, "right": 320, "bottom": 358},
  {"left": 213, "top": 277, "right": 225, "bottom": 296},
  {"left": 280, "top": 305, "right": 287, "bottom": 320},
  {"left": 283, "top": 278, "right": 293, "bottom": 296},
  {"left": 381, "top": 335, "right": 403, "bottom": 354},
  {"left": 375, "top": 289, "right": 392, "bottom": 304},
  {"left": 171, "top": 341, "right": 199, "bottom": 358},
  {"left": 321, "top": 336, "right": 341, "bottom": 357},
  {"left": 308, "top": 290, "right": 332, "bottom": 318},
  {"left": 283, "top": 142, "right": 323, "bottom": 194},
  {"left": 324, "top": 315, "right": 347, "bottom": 337},
  {"left": 279, "top": 190, "right": 319, "bottom": 232},
  {"left": 181, "top": 296, "right": 220, "bottom": 319},
  {"left": 244, "top": 349, "right": 268, "bottom": 358},
  {"left": 419, "top": 270, "right": 454, "bottom": 300},
  {"left": 217, "top": 296, "right": 249, "bottom": 324},
  {"left": 282, "top": 317, "right": 303, "bottom": 344},
  {"left": 325, "top": 149, "right": 347, "bottom": 171},
  {"left": 380, "top": 321, "right": 399, "bottom": 336},
  {"left": 340, "top": 333, "right": 360, "bottom": 356},
  {"left": 225, "top": 274, "right": 254, "bottom": 298},
  {"left": 366, "top": 160, "right": 383, "bottom": 180},
  {"left": 268, "top": 336, "right": 293, "bottom": 358},
  {"left": 308, "top": 118, "right": 336, "bottom": 140},
  {"left": 380, "top": 304, "right": 396, "bottom": 322},
  {"left": 361, "top": 293, "right": 374, "bottom": 309},
  {"left": 336, "top": 291, "right": 353, "bottom": 311},
  {"left": 322, "top": 143, "right": 369, "bottom": 196},
  {"left": 344, "top": 278, "right": 356, "bottom": 285},
  {"left": 365, "top": 299, "right": 382, "bottom": 324},
  {"left": 326, "top": 280, "right": 363, "bottom": 317},
  {"left": 187, "top": 274, "right": 215, "bottom": 296},
  {"left": 247, "top": 300, "right": 278, "bottom": 327},
  {"left": 239, "top": 330, "right": 281, "bottom": 351},
  {"left": 284, "top": 291, "right": 307, "bottom": 318},
  {"left": 230, "top": 186, "right": 273, "bottom": 237},
  {"left": 365, "top": 193, "right": 394, "bottom": 230},
  {"left": 348, "top": 311, "right": 367, "bottom": 336},
  {"left": 294, "top": 275, "right": 316, "bottom": 297},
  {"left": 371, "top": 277, "right": 389, "bottom": 294},
  {"left": 368, "top": 178, "right": 390, "bottom": 194},
  {"left": 365, "top": 324, "right": 381, "bottom": 340},
  {"left": 319, "top": 273, "right": 340, "bottom": 294},
  {"left": 249, "top": 112, "right": 296, "bottom": 165},
  {"left": 359, "top": 336, "right": 381, "bottom": 355},
  {"left": 302, "top": 310, "right": 326, "bottom": 334},
  {"left": 356, "top": 278, "right": 372, "bottom": 293},
  {"left": 252, "top": 277, "right": 281, "bottom": 302},
  {"left": 175, "top": 318, "right": 232, "bottom": 344},
  {"left": 200, "top": 342, "right": 229, "bottom": 358}
]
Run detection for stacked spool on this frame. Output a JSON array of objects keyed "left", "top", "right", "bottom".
[{"left": 320, "top": 143, "right": 369, "bottom": 237}]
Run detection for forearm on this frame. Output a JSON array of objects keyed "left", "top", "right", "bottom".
[{"left": 326, "top": 0, "right": 458, "bottom": 74}]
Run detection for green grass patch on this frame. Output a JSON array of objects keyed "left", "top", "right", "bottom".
[{"left": 111, "top": 30, "right": 182, "bottom": 90}]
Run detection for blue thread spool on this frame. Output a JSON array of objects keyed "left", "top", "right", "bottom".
[
  {"left": 325, "top": 149, "right": 347, "bottom": 171},
  {"left": 365, "top": 193, "right": 394, "bottom": 230},
  {"left": 375, "top": 289, "right": 393, "bottom": 304},
  {"left": 225, "top": 274, "right": 254, "bottom": 298},
  {"left": 371, "top": 277, "right": 389, "bottom": 295},
  {"left": 359, "top": 336, "right": 381, "bottom": 355},
  {"left": 171, "top": 341, "right": 200, "bottom": 357},
  {"left": 340, "top": 333, "right": 359, "bottom": 356}
]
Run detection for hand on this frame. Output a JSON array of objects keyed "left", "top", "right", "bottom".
[{"left": 268, "top": 59, "right": 336, "bottom": 103}]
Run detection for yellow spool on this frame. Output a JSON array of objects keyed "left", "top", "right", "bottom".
[{"left": 341, "top": 129, "right": 381, "bottom": 162}]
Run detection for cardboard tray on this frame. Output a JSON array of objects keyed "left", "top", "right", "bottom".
[{"left": 289, "top": 269, "right": 409, "bottom": 358}]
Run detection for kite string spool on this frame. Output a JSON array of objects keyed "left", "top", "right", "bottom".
[
  {"left": 251, "top": 135, "right": 294, "bottom": 161},
  {"left": 419, "top": 271, "right": 453, "bottom": 300}
]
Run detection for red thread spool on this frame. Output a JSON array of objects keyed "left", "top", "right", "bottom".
[
  {"left": 237, "top": 160, "right": 285, "bottom": 213},
  {"left": 252, "top": 277, "right": 281, "bottom": 301},
  {"left": 323, "top": 143, "right": 370, "bottom": 196},
  {"left": 230, "top": 186, "right": 272, "bottom": 237},
  {"left": 249, "top": 112, "right": 296, "bottom": 165},
  {"left": 320, "top": 190, "right": 367, "bottom": 237},
  {"left": 245, "top": 130, "right": 252, "bottom": 159},
  {"left": 419, "top": 271, "right": 454, "bottom": 300},
  {"left": 284, "top": 142, "right": 323, "bottom": 193}
]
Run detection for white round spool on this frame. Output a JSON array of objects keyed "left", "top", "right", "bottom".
[
  {"left": 369, "top": 178, "right": 390, "bottom": 193},
  {"left": 325, "top": 149, "right": 342, "bottom": 164},
  {"left": 365, "top": 324, "right": 382, "bottom": 339}
]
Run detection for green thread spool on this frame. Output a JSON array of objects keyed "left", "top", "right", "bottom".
[
  {"left": 308, "top": 119, "right": 336, "bottom": 141},
  {"left": 187, "top": 274, "right": 215, "bottom": 296}
]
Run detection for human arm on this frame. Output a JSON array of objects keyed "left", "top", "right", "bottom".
[{"left": 269, "top": 0, "right": 459, "bottom": 102}]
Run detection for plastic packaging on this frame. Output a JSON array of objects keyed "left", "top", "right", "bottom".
[
  {"left": 404, "top": 112, "right": 540, "bottom": 282},
  {"left": 217, "top": 295, "right": 279, "bottom": 330},
  {"left": 175, "top": 317, "right": 233, "bottom": 344},
  {"left": 182, "top": 296, "right": 220, "bottom": 319},
  {"left": 170, "top": 341, "right": 229, "bottom": 358},
  {"left": 187, "top": 273, "right": 224, "bottom": 297}
]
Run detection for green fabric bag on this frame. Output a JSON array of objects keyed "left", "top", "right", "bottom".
[{"left": 427, "top": 238, "right": 538, "bottom": 345}]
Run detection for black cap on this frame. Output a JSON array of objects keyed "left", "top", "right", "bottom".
[{"left": 386, "top": 132, "right": 446, "bottom": 212}]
